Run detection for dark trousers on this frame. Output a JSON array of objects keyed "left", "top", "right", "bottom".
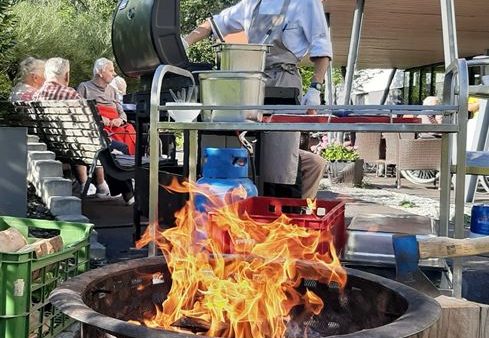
[
  {"left": 109, "top": 140, "right": 129, "bottom": 155},
  {"left": 263, "top": 161, "right": 302, "bottom": 199}
]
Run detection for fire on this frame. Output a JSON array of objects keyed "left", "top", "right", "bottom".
[{"left": 135, "top": 178, "right": 347, "bottom": 338}]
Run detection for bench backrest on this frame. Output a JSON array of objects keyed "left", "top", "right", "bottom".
[{"left": 20, "top": 99, "right": 109, "bottom": 166}]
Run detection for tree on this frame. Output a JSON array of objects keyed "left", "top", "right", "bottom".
[
  {"left": 0, "top": 0, "right": 17, "bottom": 99},
  {"left": 180, "top": 0, "right": 236, "bottom": 64},
  {"left": 8, "top": 0, "right": 117, "bottom": 87}
]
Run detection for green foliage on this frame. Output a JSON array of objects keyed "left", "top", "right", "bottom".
[
  {"left": 399, "top": 199, "right": 416, "bottom": 208},
  {"left": 0, "top": 0, "right": 17, "bottom": 99},
  {"left": 180, "top": 0, "right": 236, "bottom": 64},
  {"left": 9, "top": 0, "right": 116, "bottom": 88},
  {"left": 321, "top": 143, "right": 359, "bottom": 161},
  {"left": 299, "top": 65, "right": 345, "bottom": 94}
]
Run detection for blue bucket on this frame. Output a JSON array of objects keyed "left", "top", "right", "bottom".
[{"left": 470, "top": 204, "right": 489, "bottom": 235}]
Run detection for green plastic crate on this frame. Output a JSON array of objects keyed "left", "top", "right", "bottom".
[{"left": 0, "top": 216, "right": 92, "bottom": 338}]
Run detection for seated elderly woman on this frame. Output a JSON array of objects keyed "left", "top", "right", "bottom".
[
  {"left": 78, "top": 58, "right": 136, "bottom": 155},
  {"left": 9, "top": 57, "right": 45, "bottom": 102}
]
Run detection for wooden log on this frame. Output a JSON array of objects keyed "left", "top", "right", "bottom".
[
  {"left": 17, "top": 235, "right": 64, "bottom": 258},
  {"left": 479, "top": 303, "right": 489, "bottom": 338},
  {"left": 418, "top": 236, "right": 489, "bottom": 259},
  {"left": 414, "top": 295, "right": 489, "bottom": 338},
  {"left": 0, "top": 227, "right": 27, "bottom": 252}
]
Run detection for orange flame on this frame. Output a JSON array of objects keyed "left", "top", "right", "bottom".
[{"left": 135, "top": 178, "right": 347, "bottom": 338}]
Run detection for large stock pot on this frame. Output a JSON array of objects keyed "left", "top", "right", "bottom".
[{"left": 198, "top": 71, "right": 267, "bottom": 122}]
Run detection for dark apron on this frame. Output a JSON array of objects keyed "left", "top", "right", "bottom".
[{"left": 248, "top": 0, "right": 302, "bottom": 185}]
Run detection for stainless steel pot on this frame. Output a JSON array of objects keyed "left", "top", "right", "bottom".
[
  {"left": 214, "top": 44, "right": 270, "bottom": 72},
  {"left": 198, "top": 71, "right": 266, "bottom": 122}
]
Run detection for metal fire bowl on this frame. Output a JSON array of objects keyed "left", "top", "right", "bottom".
[{"left": 49, "top": 257, "right": 441, "bottom": 338}]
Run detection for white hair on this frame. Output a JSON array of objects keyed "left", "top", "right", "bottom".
[
  {"left": 110, "top": 76, "right": 127, "bottom": 94},
  {"left": 423, "top": 96, "right": 440, "bottom": 106},
  {"left": 44, "top": 57, "right": 70, "bottom": 81},
  {"left": 18, "top": 57, "right": 45, "bottom": 82},
  {"left": 93, "top": 57, "right": 113, "bottom": 77}
]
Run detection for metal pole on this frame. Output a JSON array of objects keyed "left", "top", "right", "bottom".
[
  {"left": 440, "top": 0, "right": 459, "bottom": 64},
  {"left": 324, "top": 11, "right": 335, "bottom": 142},
  {"left": 343, "top": 0, "right": 364, "bottom": 105},
  {"left": 441, "top": 0, "right": 463, "bottom": 298},
  {"left": 148, "top": 65, "right": 196, "bottom": 257},
  {"left": 148, "top": 66, "right": 165, "bottom": 257},
  {"left": 325, "top": 12, "right": 334, "bottom": 106},
  {"left": 380, "top": 68, "right": 397, "bottom": 105},
  {"left": 339, "top": 0, "right": 364, "bottom": 142}
]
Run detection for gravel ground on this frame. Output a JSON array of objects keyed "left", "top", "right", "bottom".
[
  {"left": 27, "top": 183, "right": 54, "bottom": 220},
  {"left": 319, "top": 177, "right": 472, "bottom": 222}
]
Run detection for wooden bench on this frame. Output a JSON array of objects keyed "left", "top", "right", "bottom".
[{"left": 14, "top": 99, "right": 140, "bottom": 196}]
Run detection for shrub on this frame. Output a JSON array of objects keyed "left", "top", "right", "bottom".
[{"left": 321, "top": 143, "right": 359, "bottom": 162}]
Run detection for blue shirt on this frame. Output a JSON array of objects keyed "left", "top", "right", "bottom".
[{"left": 212, "top": 0, "right": 332, "bottom": 60}]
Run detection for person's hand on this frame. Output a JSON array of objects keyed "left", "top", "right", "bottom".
[
  {"left": 301, "top": 87, "right": 321, "bottom": 115},
  {"left": 110, "top": 118, "right": 125, "bottom": 127},
  {"left": 101, "top": 116, "right": 111, "bottom": 126},
  {"left": 181, "top": 35, "right": 189, "bottom": 51}
]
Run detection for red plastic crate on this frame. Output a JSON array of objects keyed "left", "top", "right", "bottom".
[{"left": 208, "top": 197, "right": 346, "bottom": 255}]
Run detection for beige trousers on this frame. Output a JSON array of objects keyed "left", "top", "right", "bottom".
[{"left": 299, "top": 149, "right": 327, "bottom": 199}]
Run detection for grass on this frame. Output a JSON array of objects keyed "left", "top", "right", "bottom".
[{"left": 399, "top": 199, "right": 417, "bottom": 208}]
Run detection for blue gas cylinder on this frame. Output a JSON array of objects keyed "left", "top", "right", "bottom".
[
  {"left": 470, "top": 204, "right": 489, "bottom": 236},
  {"left": 195, "top": 148, "right": 257, "bottom": 212}
]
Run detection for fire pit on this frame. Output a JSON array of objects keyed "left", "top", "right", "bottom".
[{"left": 50, "top": 256, "right": 440, "bottom": 338}]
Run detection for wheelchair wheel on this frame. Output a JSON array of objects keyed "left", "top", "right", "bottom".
[{"left": 401, "top": 169, "right": 439, "bottom": 184}]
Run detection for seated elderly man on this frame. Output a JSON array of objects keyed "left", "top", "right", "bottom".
[
  {"left": 9, "top": 57, "right": 45, "bottom": 102},
  {"left": 78, "top": 58, "right": 136, "bottom": 155},
  {"left": 33, "top": 57, "right": 112, "bottom": 198}
]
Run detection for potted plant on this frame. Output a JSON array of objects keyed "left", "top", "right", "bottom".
[{"left": 321, "top": 143, "right": 364, "bottom": 186}]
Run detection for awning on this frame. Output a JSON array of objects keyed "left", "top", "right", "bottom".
[{"left": 326, "top": 0, "right": 489, "bottom": 69}]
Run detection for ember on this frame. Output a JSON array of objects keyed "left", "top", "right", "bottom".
[{"left": 134, "top": 179, "right": 347, "bottom": 338}]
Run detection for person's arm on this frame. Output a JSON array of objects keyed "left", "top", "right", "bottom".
[
  {"left": 185, "top": 20, "right": 212, "bottom": 46},
  {"left": 185, "top": 1, "right": 245, "bottom": 46},
  {"left": 310, "top": 56, "right": 330, "bottom": 84}
]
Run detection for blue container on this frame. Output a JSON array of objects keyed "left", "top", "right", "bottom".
[
  {"left": 470, "top": 204, "right": 489, "bottom": 235},
  {"left": 196, "top": 148, "right": 257, "bottom": 212}
]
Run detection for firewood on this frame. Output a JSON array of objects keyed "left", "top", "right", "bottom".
[
  {"left": 17, "top": 235, "right": 64, "bottom": 258},
  {"left": 171, "top": 316, "right": 229, "bottom": 333},
  {"left": 0, "top": 227, "right": 27, "bottom": 253}
]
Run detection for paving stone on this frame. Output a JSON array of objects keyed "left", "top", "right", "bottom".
[
  {"left": 41, "top": 178, "right": 72, "bottom": 204},
  {"left": 47, "top": 196, "right": 81, "bottom": 216},
  {"left": 27, "top": 142, "right": 47, "bottom": 151}
]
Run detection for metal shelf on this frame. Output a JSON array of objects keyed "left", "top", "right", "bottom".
[
  {"left": 469, "top": 85, "right": 489, "bottom": 99},
  {"left": 157, "top": 121, "right": 459, "bottom": 133},
  {"left": 450, "top": 151, "right": 489, "bottom": 176},
  {"left": 148, "top": 60, "right": 469, "bottom": 298}
]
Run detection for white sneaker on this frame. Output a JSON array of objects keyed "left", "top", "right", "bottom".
[
  {"left": 111, "top": 149, "right": 124, "bottom": 155},
  {"left": 96, "top": 181, "right": 111, "bottom": 199},
  {"left": 80, "top": 183, "right": 96, "bottom": 196}
]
